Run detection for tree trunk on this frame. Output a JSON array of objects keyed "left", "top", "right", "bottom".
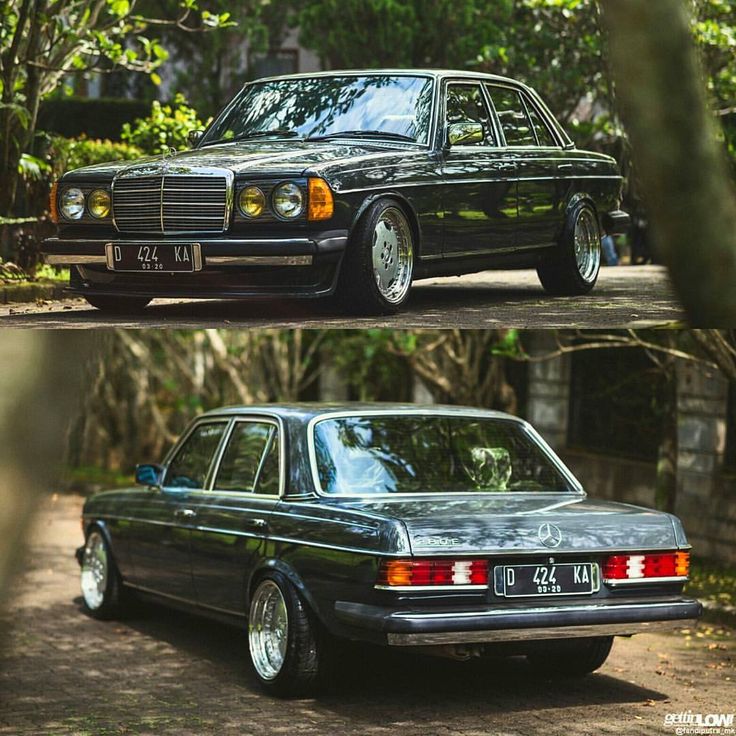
[
  {"left": 601, "top": 0, "right": 736, "bottom": 325},
  {"left": 655, "top": 375, "right": 678, "bottom": 513}
]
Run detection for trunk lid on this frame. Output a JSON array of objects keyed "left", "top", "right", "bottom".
[{"left": 333, "top": 494, "right": 678, "bottom": 555}]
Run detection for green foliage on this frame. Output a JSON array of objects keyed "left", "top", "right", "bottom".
[
  {"left": 295, "top": 0, "right": 513, "bottom": 69},
  {"left": 38, "top": 97, "right": 151, "bottom": 141},
  {"left": 47, "top": 136, "right": 143, "bottom": 176},
  {"left": 121, "top": 94, "right": 210, "bottom": 154}
]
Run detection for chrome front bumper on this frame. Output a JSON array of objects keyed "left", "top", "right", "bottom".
[{"left": 334, "top": 597, "right": 702, "bottom": 646}]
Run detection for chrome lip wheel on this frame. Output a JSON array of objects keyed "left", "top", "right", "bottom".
[
  {"left": 249, "top": 580, "right": 289, "bottom": 681},
  {"left": 574, "top": 208, "right": 601, "bottom": 283},
  {"left": 371, "top": 206, "right": 413, "bottom": 304},
  {"left": 81, "top": 531, "right": 108, "bottom": 611}
]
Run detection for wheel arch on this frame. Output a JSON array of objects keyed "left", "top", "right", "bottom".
[
  {"left": 349, "top": 191, "right": 422, "bottom": 258},
  {"left": 245, "top": 557, "right": 329, "bottom": 626},
  {"left": 563, "top": 192, "right": 601, "bottom": 229}
]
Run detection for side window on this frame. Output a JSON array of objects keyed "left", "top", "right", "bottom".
[
  {"left": 214, "top": 422, "right": 281, "bottom": 495},
  {"left": 164, "top": 422, "right": 226, "bottom": 489},
  {"left": 445, "top": 83, "right": 495, "bottom": 146},
  {"left": 486, "top": 86, "right": 536, "bottom": 147},
  {"left": 524, "top": 96, "right": 557, "bottom": 147}
]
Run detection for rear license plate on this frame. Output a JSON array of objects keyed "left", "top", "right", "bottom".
[
  {"left": 105, "top": 243, "right": 202, "bottom": 273},
  {"left": 494, "top": 563, "right": 598, "bottom": 597}
]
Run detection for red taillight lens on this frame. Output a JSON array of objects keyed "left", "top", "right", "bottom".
[
  {"left": 377, "top": 559, "right": 488, "bottom": 588},
  {"left": 602, "top": 551, "right": 689, "bottom": 581}
]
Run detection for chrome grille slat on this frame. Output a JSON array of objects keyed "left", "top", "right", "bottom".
[{"left": 113, "top": 173, "right": 228, "bottom": 233}]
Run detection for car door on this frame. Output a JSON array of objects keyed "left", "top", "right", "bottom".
[
  {"left": 440, "top": 80, "right": 518, "bottom": 258},
  {"left": 126, "top": 419, "right": 229, "bottom": 601},
  {"left": 188, "top": 416, "right": 282, "bottom": 615},
  {"left": 485, "top": 84, "right": 561, "bottom": 249}
]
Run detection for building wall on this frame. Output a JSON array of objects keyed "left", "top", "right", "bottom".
[{"left": 525, "top": 334, "right": 736, "bottom": 565}]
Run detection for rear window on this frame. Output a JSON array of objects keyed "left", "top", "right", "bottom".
[{"left": 312, "top": 414, "right": 574, "bottom": 495}]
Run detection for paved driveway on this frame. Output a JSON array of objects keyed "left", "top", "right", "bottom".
[
  {"left": 1, "top": 494, "right": 731, "bottom": 736},
  {"left": 0, "top": 266, "right": 683, "bottom": 328}
]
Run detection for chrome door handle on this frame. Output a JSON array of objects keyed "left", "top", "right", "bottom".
[
  {"left": 558, "top": 163, "right": 573, "bottom": 170},
  {"left": 496, "top": 162, "right": 517, "bottom": 171},
  {"left": 250, "top": 518, "right": 267, "bottom": 529},
  {"left": 174, "top": 508, "right": 197, "bottom": 519}
]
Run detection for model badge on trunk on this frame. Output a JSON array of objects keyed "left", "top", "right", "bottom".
[{"left": 414, "top": 536, "right": 462, "bottom": 547}]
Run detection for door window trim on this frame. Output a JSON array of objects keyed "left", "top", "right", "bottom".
[
  {"left": 207, "top": 416, "right": 285, "bottom": 498},
  {"left": 160, "top": 413, "right": 286, "bottom": 498},
  {"left": 442, "top": 79, "right": 501, "bottom": 150}
]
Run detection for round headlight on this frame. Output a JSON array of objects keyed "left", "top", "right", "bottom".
[
  {"left": 272, "top": 182, "right": 304, "bottom": 219},
  {"left": 60, "top": 187, "right": 85, "bottom": 220},
  {"left": 88, "top": 189, "right": 111, "bottom": 219},
  {"left": 239, "top": 186, "right": 265, "bottom": 218}
]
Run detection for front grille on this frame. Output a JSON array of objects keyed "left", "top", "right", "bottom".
[{"left": 113, "top": 175, "right": 229, "bottom": 233}]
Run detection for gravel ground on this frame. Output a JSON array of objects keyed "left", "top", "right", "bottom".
[
  {"left": 1, "top": 493, "right": 732, "bottom": 736},
  {"left": 0, "top": 265, "right": 684, "bottom": 329}
]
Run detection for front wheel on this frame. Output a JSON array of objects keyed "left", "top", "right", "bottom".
[
  {"left": 84, "top": 295, "right": 151, "bottom": 314},
  {"left": 335, "top": 199, "right": 415, "bottom": 314},
  {"left": 537, "top": 202, "right": 602, "bottom": 295},
  {"left": 526, "top": 636, "right": 613, "bottom": 677},
  {"left": 248, "top": 573, "right": 336, "bottom": 696},
  {"left": 80, "top": 528, "right": 127, "bottom": 619}
]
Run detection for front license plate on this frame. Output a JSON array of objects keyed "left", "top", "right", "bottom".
[
  {"left": 105, "top": 243, "right": 202, "bottom": 273},
  {"left": 494, "top": 563, "right": 598, "bottom": 597}
]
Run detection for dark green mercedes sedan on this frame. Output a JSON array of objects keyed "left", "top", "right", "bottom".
[{"left": 43, "top": 70, "right": 629, "bottom": 315}]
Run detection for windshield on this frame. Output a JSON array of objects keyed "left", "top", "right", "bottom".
[
  {"left": 312, "top": 415, "right": 574, "bottom": 495},
  {"left": 201, "top": 74, "right": 434, "bottom": 146}
]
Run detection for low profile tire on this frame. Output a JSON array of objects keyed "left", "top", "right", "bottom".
[
  {"left": 526, "top": 636, "right": 613, "bottom": 677},
  {"left": 537, "top": 201, "right": 602, "bottom": 295},
  {"left": 84, "top": 295, "right": 151, "bottom": 314},
  {"left": 80, "top": 527, "right": 128, "bottom": 620},
  {"left": 248, "top": 573, "right": 336, "bottom": 697},
  {"left": 335, "top": 198, "right": 415, "bottom": 315}
]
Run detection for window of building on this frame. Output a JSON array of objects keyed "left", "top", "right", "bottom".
[{"left": 568, "top": 348, "right": 670, "bottom": 462}]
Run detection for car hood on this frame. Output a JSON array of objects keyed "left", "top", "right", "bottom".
[
  {"left": 330, "top": 494, "right": 682, "bottom": 555},
  {"left": 62, "top": 140, "right": 415, "bottom": 182}
]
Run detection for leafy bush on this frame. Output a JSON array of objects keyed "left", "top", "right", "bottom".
[
  {"left": 48, "top": 136, "right": 143, "bottom": 176},
  {"left": 38, "top": 96, "right": 151, "bottom": 141},
  {"left": 121, "top": 94, "right": 209, "bottom": 154}
]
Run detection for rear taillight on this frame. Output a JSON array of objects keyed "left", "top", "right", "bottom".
[
  {"left": 602, "top": 551, "right": 690, "bottom": 582},
  {"left": 376, "top": 558, "right": 489, "bottom": 588}
]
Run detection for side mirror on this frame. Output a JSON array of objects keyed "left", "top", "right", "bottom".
[
  {"left": 188, "top": 129, "right": 204, "bottom": 147},
  {"left": 447, "top": 122, "right": 483, "bottom": 147},
  {"left": 135, "top": 463, "right": 163, "bottom": 487}
]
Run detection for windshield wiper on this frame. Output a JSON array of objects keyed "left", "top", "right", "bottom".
[
  {"left": 307, "top": 130, "right": 417, "bottom": 143},
  {"left": 203, "top": 129, "right": 303, "bottom": 146}
]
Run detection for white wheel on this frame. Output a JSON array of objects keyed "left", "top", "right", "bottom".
[
  {"left": 81, "top": 530, "right": 109, "bottom": 611},
  {"left": 249, "top": 579, "right": 289, "bottom": 681}
]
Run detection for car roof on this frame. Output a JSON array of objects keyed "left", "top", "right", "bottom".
[
  {"left": 200, "top": 402, "right": 523, "bottom": 424},
  {"left": 249, "top": 68, "right": 527, "bottom": 89}
]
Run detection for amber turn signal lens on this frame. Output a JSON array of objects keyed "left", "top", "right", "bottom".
[
  {"left": 307, "top": 177, "right": 334, "bottom": 221},
  {"left": 675, "top": 551, "right": 690, "bottom": 577},
  {"left": 49, "top": 181, "right": 59, "bottom": 224},
  {"left": 380, "top": 560, "right": 414, "bottom": 586}
]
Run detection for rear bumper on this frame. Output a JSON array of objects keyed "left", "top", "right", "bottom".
[
  {"left": 334, "top": 596, "right": 702, "bottom": 646},
  {"left": 42, "top": 232, "right": 348, "bottom": 300},
  {"left": 602, "top": 210, "right": 630, "bottom": 236}
]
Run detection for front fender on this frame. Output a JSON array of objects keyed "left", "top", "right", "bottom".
[{"left": 349, "top": 191, "right": 422, "bottom": 255}]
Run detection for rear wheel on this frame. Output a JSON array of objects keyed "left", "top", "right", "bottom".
[
  {"left": 526, "top": 636, "right": 613, "bottom": 676},
  {"left": 80, "top": 528, "right": 127, "bottom": 619},
  {"left": 84, "top": 295, "right": 151, "bottom": 313},
  {"left": 335, "top": 198, "right": 414, "bottom": 314},
  {"left": 248, "top": 573, "right": 336, "bottom": 696},
  {"left": 537, "top": 202, "right": 601, "bottom": 295}
]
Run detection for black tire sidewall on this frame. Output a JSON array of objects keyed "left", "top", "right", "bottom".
[
  {"left": 337, "top": 198, "right": 415, "bottom": 314},
  {"left": 561, "top": 201, "right": 601, "bottom": 292},
  {"left": 249, "top": 572, "right": 321, "bottom": 696},
  {"left": 81, "top": 526, "right": 122, "bottom": 620}
]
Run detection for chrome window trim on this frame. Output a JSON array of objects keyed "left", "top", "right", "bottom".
[
  {"left": 442, "top": 79, "right": 500, "bottom": 149},
  {"left": 484, "top": 82, "right": 549, "bottom": 149},
  {"left": 306, "top": 408, "right": 585, "bottom": 498}
]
